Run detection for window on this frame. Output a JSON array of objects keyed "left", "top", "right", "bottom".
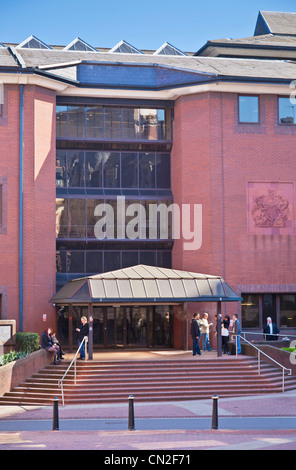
[
  {"left": 238, "top": 96, "right": 259, "bottom": 123},
  {"left": 278, "top": 97, "right": 296, "bottom": 124},
  {"left": 16, "top": 35, "right": 51, "bottom": 50},
  {"left": 56, "top": 250, "right": 171, "bottom": 275},
  {"left": 241, "top": 294, "right": 259, "bottom": 328},
  {"left": 280, "top": 294, "right": 296, "bottom": 327},
  {"left": 56, "top": 105, "right": 172, "bottom": 142},
  {"left": 64, "top": 38, "right": 97, "bottom": 52},
  {"left": 242, "top": 292, "right": 296, "bottom": 329},
  {"left": 56, "top": 150, "right": 171, "bottom": 190},
  {"left": 57, "top": 197, "right": 173, "bottom": 241}
]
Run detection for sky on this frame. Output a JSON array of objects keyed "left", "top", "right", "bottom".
[{"left": 1, "top": 0, "right": 296, "bottom": 52}]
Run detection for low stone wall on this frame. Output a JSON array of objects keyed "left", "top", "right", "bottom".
[
  {"left": 227, "top": 340, "right": 296, "bottom": 376},
  {"left": 0, "top": 349, "right": 53, "bottom": 397}
]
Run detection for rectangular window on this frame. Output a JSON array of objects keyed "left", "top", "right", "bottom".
[
  {"left": 278, "top": 97, "right": 296, "bottom": 124},
  {"left": 68, "top": 199, "right": 86, "bottom": 238},
  {"left": 103, "top": 152, "right": 120, "bottom": 188},
  {"left": 86, "top": 106, "right": 104, "bottom": 139},
  {"left": 56, "top": 106, "right": 67, "bottom": 138},
  {"left": 238, "top": 96, "right": 259, "bottom": 123},
  {"left": 242, "top": 292, "right": 296, "bottom": 330},
  {"left": 262, "top": 293, "right": 277, "bottom": 326},
  {"left": 68, "top": 151, "right": 84, "bottom": 187},
  {"left": 56, "top": 198, "right": 68, "bottom": 238},
  {"left": 280, "top": 294, "right": 296, "bottom": 328},
  {"left": 85, "top": 152, "right": 103, "bottom": 188},
  {"left": 241, "top": 294, "right": 259, "bottom": 328},
  {"left": 56, "top": 104, "right": 172, "bottom": 142}
]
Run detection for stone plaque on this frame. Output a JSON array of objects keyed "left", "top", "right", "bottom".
[{"left": 0, "top": 325, "right": 11, "bottom": 343}]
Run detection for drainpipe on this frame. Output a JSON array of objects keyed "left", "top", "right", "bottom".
[{"left": 19, "top": 84, "right": 24, "bottom": 331}]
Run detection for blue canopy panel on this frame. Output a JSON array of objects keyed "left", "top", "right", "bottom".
[{"left": 77, "top": 63, "right": 216, "bottom": 90}]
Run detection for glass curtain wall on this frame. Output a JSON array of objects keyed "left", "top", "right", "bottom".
[
  {"left": 56, "top": 102, "right": 173, "bottom": 288},
  {"left": 56, "top": 105, "right": 172, "bottom": 142}
]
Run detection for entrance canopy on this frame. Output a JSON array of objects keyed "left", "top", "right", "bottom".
[{"left": 52, "top": 265, "right": 242, "bottom": 304}]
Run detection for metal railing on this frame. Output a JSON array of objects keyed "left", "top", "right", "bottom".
[
  {"left": 241, "top": 331, "right": 296, "bottom": 341},
  {"left": 233, "top": 334, "right": 292, "bottom": 392},
  {"left": 58, "top": 336, "right": 88, "bottom": 407}
]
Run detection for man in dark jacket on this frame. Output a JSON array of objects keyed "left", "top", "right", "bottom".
[
  {"left": 76, "top": 316, "right": 89, "bottom": 359},
  {"left": 190, "top": 313, "right": 201, "bottom": 356},
  {"left": 263, "top": 317, "right": 280, "bottom": 341}
]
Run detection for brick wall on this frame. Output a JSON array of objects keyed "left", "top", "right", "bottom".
[
  {"left": 171, "top": 91, "right": 296, "bottom": 335},
  {"left": 0, "top": 84, "right": 57, "bottom": 336}
]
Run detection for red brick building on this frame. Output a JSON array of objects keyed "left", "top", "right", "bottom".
[{"left": 1, "top": 11, "right": 296, "bottom": 349}]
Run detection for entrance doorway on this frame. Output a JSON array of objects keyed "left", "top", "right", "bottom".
[
  {"left": 92, "top": 305, "right": 173, "bottom": 348},
  {"left": 57, "top": 304, "right": 174, "bottom": 350}
]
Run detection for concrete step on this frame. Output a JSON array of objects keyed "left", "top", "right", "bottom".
[{"left": 0, "top": 356, "right": 295, "bottom": 406}]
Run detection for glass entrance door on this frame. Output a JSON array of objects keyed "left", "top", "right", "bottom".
[
  {"left": 58, "top": 304, "right": 175, "bottom": 350},
  {"left": 92, "top": 306, "right": 148, "bottom": 348},
  {"left": 125, "top": 306, "right": 148, "bottom": 347}
]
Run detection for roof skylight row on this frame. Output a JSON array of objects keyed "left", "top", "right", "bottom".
[{"left": 11, "top": 35, "right": 187, "bottom": 56}]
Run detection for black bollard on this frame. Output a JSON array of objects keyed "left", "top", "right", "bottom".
[
  {"left": 53, "top": 396, "right": 59, "bottom": 431},
  {"left": 128, "top": 394, "right": 135, "bottom": 431},
  {"left": 211, "top": 394, "right": 218, "bottom": 430}
]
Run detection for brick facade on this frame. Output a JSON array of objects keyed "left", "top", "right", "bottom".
[
  {"left": 0, "top": 84, "right": 57, "bottom": 333},
  {"left": 172, "top": 92, "right": 296, "bottom": 331}
]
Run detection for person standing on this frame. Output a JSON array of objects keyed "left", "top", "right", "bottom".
[
  {"left": 263, "top": 317, "right": 280, "bottom": 341},
  {"left": 222, "top": 315, "right": 230, "bottom": 354},
  {"left": 200, "top": 313, "right": 213, "bottom": 351},
  {"left": 232, "top": 314, "right": 242, "bottom": 354},
  {"left": 190, "top": 313, "right": 201, "bottom": 356},
  {"left": 76, "top": 316, "right": 89, "bottom": 360}
]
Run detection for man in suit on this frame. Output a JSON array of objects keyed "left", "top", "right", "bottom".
[
  {"left": 190, "top": 313, "right": 201, "bottom": 356},
  {"left": 263, "top": 317, "right": 280, "bottom": 341}
]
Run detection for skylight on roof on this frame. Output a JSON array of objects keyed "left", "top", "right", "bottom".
[
  {"left": 109, "top": 40, "right": 143, "bottom": 54},
  {"left": 153, "top": 42, "right": 187, "bottom": 56},
  {"left": 16, "top": 35, "right": 52, "bottom": 50},
  {"left": 64, "top": 37, "right": 97, "bottom": 52}
]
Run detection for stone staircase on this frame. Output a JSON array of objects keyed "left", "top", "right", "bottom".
[{"left": 1, "top": 356, "right": 296, "bottom": 406}]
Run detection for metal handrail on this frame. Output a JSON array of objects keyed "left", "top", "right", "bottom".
[
  {"left": 241, "top": 331, "right": 296, "bottom": 340},
  {"left": 58, "top": 336, "right": 88, "bottom": 407},
  {"left": 233, "top": 334, "right": 292, "bottom": 392}
]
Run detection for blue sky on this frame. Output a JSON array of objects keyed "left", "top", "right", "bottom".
[{"left": 1, "top": 0, "right": 296, "bottom": 52}]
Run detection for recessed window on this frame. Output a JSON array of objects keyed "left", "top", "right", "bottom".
[
  {"left": 278, "top": 97, "right": 296, "bottom": 124},
  {"left": 238, "top": 95, "right": 259, "bottom": 123}
]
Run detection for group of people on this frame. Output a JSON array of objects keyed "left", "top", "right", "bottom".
[
  {"left": 190, "top": 312, "right": 242, "bottom": 356},
  {"left": 41, "top": 316, "right": 89, "bottom": 364}
]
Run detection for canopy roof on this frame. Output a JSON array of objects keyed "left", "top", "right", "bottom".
[{"left": 52, "top": 265, "right": 242, "bottom": 304}]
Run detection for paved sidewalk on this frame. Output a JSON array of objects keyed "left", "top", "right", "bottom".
[
  {"left": 0, "top": 390, "right": 296, "bottom": 450},
  {"left": 1, "top": 351, "right": 296, "bottom": 450}
]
